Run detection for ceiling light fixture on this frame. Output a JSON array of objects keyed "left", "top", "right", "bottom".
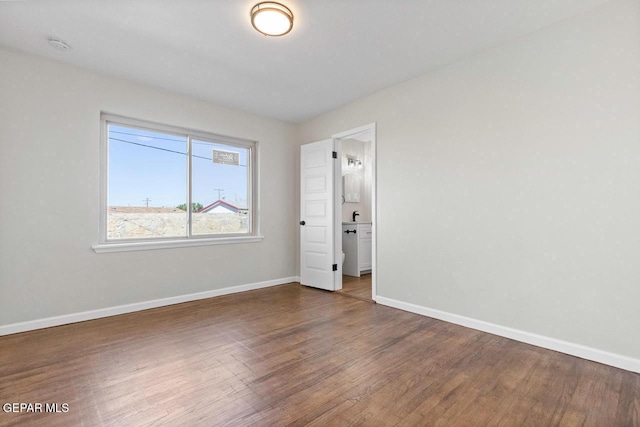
[{"left": 251, "top": 2, "right": 293, "bottom": 37}]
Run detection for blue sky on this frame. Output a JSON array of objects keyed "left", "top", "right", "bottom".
[{"left": 108, "top": 124, "right": 248, "bottom": 208}]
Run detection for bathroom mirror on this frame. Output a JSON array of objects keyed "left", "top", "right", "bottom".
[{"left": 343, "top": 174, "right": 360, "bottom": 203}]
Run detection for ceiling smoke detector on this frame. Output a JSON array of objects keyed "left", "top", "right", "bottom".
[{"left": 47, "top": 37, "right": 71, "bottom": 52}]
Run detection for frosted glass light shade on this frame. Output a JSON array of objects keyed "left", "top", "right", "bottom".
[{"left": 251, "top": 2, "right": 293, "bottom": 36}]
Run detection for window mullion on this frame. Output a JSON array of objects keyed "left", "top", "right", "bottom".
[
  {"left": 247, "top": 147, "right": 253, "bottom": 234},
  {"left": 187, "top": 135, "right": 193, "bottom": 238}
]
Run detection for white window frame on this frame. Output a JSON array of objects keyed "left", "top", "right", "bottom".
[{"left": 93, "top": 113, "right": 262, "bottom": 253}]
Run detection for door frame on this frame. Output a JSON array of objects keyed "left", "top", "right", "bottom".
[{"left": 332, "top": 123, "right": 377, "bottom": 300}]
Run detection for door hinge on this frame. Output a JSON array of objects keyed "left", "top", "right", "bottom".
[
  {"left": 332, "top": 151, "right": 337, "bottom": 159},
  {"left": 332, "top": 264, "right": 338, "bottom": 271}
]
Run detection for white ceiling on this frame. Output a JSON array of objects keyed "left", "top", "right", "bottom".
[{"left": 0, "top": 0, "right": 613, "bottom": 123}]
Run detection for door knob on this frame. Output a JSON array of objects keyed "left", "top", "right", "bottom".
[{"left": 300, "top": 220, "right": 306, "bottom": 226}]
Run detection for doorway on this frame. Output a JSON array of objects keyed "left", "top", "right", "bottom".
[
  {"left": 298, "top": 123, "right": 377, "bottom": 300},
  {"left": 333, "top": 124, "right": 376, "bottom": 301}
]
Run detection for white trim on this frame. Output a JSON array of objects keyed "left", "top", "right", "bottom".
[
  {"left": 332, "top": 123, "right": 377, "bottom": 300},
  {"left": 333, "top": 138, "right": 343, "bottom": 291},
  {"left": 93, "top": 235, "right": 264, "bottom": 253},
  {"left": 98, "top": 115, "right": 108, "bottom": 243},
  {"left": 0, "top": 276, "right": 297, "bottom": 337},
  {"left": 376, "top": 296, "right": 640, "bottom": 374},
  {"left": 332, "top": 124, "right": 376, "bottom": 140},
  {"left": 252, "top": 141, "right": 261, "bottom": 237},
  {"left": 369, "top": 125, "right": 377, "bottom": 300}
]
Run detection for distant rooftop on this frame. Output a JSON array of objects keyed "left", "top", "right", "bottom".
[{"left": 200, "top": 199, "right": 248, "bottom": 211}]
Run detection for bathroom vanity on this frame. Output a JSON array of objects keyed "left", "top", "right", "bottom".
[{"left": 342, "top": 222, "right": 372, "bottom": 277}]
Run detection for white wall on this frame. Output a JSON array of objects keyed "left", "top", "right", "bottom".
[
  {"left": 298, "top": 0, "right": 640, "bottom": 360},
  {"left": 0, "top": 47, "right": 297, "bottom": 327}
]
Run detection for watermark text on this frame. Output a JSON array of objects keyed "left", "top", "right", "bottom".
[{"left": 3, "top": 403, "right": 69, "bottom": 413}]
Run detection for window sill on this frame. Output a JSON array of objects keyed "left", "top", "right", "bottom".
[{"left": 92, "top": 235, "right": 264, "bottom": 253}]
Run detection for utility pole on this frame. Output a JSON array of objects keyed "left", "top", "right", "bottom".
[
  {"left": 142, "top": 198, "right": 152, "bottom": 207},
  {"left": 213, "top": 188, "right": 224, "bottom": 201}
]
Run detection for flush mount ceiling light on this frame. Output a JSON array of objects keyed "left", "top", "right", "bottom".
[{"left": 251, "top": 2, "right": 293, "bottom": 37}]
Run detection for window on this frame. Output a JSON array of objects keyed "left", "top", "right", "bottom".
[{"left": 95, "top": 114, "right": 260, "bottom": 252}]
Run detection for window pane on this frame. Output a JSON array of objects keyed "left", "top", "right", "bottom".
[
  {"left": 191, "top": 139, "right": 250, "bottom": 236},
  {"left": 107, "top": 124, "right": 187, "bottom": 240}
]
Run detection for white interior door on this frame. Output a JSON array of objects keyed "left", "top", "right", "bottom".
[{"left": 300, "top": 139, "right": 336, "bottom": 291}]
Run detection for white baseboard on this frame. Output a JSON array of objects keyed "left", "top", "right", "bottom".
[
  {"left": 0, "top": 277, "right": 299, "bottom": 337},
  {"left": 376, "top": 296, "right": 640, "bottom": 374}
]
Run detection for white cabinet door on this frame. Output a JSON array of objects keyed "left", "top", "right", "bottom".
[
  {"left": 358, "top": 224, "right": 372, "bottom": 272},
  {"left": 343, "top": 223, "right": 372, "bottom": 277},
  {"left": 342, "top": 225, "right": 359, "bottom": 277},
  {"left": 359, "top": 237, "right": 372, "bottom": 271}
]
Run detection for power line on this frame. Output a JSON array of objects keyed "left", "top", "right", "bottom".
[
  {"left": 142, "top": 198, "right": 152, "bottom": 207},
  {"left": 108, "top": 136, "right": 247, "bottom": 166},
  {"left": 109, "top": 137, "right": 195, "bottom": 157},
  {"left": 109, "top": 130, "right": 185, "bottom": 143}
]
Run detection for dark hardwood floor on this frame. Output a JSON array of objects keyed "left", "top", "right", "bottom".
[
  {"left": 337, "top": 274, "right": 373, "bottom": 302},
  {"left": 0, "top": 283, "right": 638, "bottom": 426}
]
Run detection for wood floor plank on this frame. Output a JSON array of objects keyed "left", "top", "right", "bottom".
[
  {"left": 338, "top": 274, "right": 373, "bottom": 302},
  {"left": 1, "top": 283, "right": 638, "bottom": 426}
]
